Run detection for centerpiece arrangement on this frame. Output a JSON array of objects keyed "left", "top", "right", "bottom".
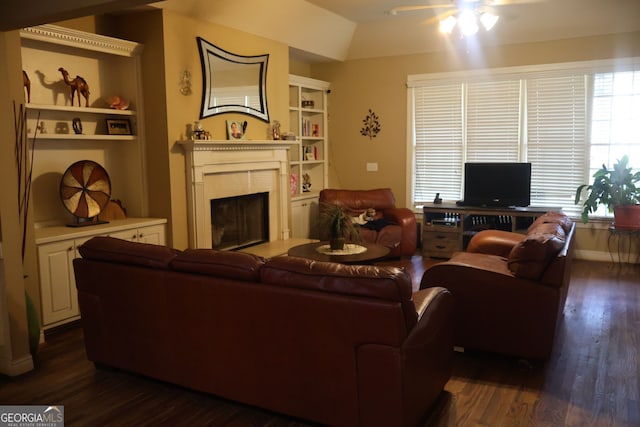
[
  {"left": 574, "top": 155, "right": 640, "bottom": 228},
  {"left": 318, "top": 202, "right": 361, "bottom": 250}
]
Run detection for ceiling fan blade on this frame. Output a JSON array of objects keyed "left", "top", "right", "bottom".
[
  {"left": 388, "top": 4, "right": 455, "bottom": 15},
  {"left": 422, "top": 8, "right": 458, "bottom": 26},
  {"left": 490, "top": 0, "right": 547, "bottom": 5}
]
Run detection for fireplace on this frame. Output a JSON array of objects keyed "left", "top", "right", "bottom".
[
  {"left": 180, "top": 140, "right": 291, "bottom": 249},
  {"left": 211, "top": 192, "right": 269, "bottom": 250}
]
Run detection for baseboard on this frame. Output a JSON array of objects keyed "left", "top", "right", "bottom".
[
  {"left": 0, "top": 352, "right": 34, "bottom": 376},
  {"left": 575, "top": 249, "right": 639, "bottom": 264}
]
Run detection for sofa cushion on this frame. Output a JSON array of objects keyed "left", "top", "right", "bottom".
[
  {"left": 319, "top": 188, "right": 396, "bottom": 213},
  {"left": 261, "top": 256, "right": 417, "bottom": 329},
  {"left": 170, "top": 249, "right": 265, "bottom": 282},
  {"left": 507, "top": 223, "right": 566, "bottom": 280},
  {"left": 78, "top": 236, "right": 180, "bottom": 270},
  {"left": 261, "top": 256, "right": 412, "bottom": 302},
  {"left": 528, "top": 211, "right": 573, "bottom": 234},
  {"left": 375, "top": 224, "right": 402, "bottom": 249}
]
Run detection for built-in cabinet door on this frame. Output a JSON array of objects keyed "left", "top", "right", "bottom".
[
  {"left": 291, "top": 197, "right": 319, "bottom": 239},
  {"left": 107, "top": 224, "right": 165, "bottom": 245},
  {"left": 37, "top": 222, "right": 166, "bottom": 330},
  {"left": 136, "top": 224, "right": 166, "bottom": 245},
  {"left": 38, "top": 239, "right": 80, "bottom": 326}
]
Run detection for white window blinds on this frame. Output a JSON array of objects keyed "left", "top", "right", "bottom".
[
  {"left": 466, "top": 79, "right": 521, "bottom": 162},
  {"left": 413, "top": 83, "right": 463, "bottom": 204},
  {"left": 526, "top": 74, "right": 587, "bottom": 215},
  {"left": 409, "top": 67, "right": 599, "bottom": 216}
]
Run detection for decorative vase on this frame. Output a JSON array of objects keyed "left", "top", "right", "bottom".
[
  {"left": 330, "top": 237, "right": 345, "bottom": 251},
  {"left": 613, "top": 205, "right": 640, "bottom": 229}
]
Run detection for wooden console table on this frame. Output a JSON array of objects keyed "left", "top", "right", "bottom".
[{"left": 422, "top": 203, "right": 560, "bottom": 259}]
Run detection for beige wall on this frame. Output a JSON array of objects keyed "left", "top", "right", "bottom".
[
  {"left": 312, "top": 31, "right": 640, "bottom": 207},
  {"left": 115, "top": 9, "right": 290, "bottom": 249},
  {"left": 311, "top": 31, "right": 640, "bottom": 256}
]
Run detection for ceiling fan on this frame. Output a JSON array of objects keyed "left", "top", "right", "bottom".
[{"left": 388, "top": 0, "right": 544, "bottom": 36}]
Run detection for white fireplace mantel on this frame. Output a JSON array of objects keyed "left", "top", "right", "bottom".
[{"left": 179, "top": 139, "right": 293, "bottom": 248}]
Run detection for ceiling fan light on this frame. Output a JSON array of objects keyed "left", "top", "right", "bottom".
[
  {"left": 480, "top": 12, "right": 499, "bottom": 31},
  {"left": 439, "top": 16, "right": 457, "bottom": 34},
  {"left": 458, "top": 10, "right": 478, "bottom": 36}
]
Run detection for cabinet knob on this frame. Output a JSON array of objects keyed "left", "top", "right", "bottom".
[{"left": 67, "top": 246, "right": 73, "bottom": 251}]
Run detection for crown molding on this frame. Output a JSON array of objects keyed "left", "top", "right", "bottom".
[{"left": 20, "top": 24, "right": 142, "bottom": 57}]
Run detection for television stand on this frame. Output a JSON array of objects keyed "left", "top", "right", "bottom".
[{"left": 422, "top": 202, "right": 561, "bottom": 259}]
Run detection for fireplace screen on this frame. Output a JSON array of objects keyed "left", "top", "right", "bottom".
[{"left": 210, "top": 192, "right": 269, "bottom": 250}]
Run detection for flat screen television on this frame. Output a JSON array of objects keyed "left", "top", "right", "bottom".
[{"left": 463, "top": 162, "right": 532, "bottom": 207}]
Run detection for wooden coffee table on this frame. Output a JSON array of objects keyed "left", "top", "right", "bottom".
[{"left": 287, "top": 241, "right": 390, "bottom": 264}]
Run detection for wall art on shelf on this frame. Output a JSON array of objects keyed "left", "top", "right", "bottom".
[
  {"left": 227, "top": 120, "right": 246, "bottom": 140},
  {"left": 106, "top": 118, "right": 132, "bottom": 135}
]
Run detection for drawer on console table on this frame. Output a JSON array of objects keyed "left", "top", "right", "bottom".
[{"left": 422, "top": 227, "right": 462, "bottom": 259}]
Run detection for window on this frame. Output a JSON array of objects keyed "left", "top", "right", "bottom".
[{"left": 408, "top": 59, "right": 640, "bottom": 218}]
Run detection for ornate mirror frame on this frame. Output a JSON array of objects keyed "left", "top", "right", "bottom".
[{"left": 197, "top": 37, "right": 270, "bottom": 122}]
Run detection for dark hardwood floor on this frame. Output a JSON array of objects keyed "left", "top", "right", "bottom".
[{"left": 1, "top": 259, "right": 639, "bottom": 426}]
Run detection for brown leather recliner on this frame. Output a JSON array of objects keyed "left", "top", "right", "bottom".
[
  {"left": 319, "top": 188, "right": 417, "bottom": 257},
  {"left": 420, "top": 212, "right": 576, "bottom": 360}
]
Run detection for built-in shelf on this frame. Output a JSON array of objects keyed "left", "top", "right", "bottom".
[
  {"left": 26, "top": 103, "right": 135, "bottom": 116},
  {"left": 31, "top": 133, "right": 136, "bottom": 141}
]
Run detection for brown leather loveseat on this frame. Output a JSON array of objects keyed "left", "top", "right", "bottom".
[
  {"left": 319, "top": 188, "right": 417, "bottom": 257},
  {"left": 420, "top": 212, "right": 575, "bottom": 360},
  {"left": 74, "top": 236, "right": 453, "bottom": 427}
]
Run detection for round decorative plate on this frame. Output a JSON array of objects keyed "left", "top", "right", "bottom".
[{"left": 60, "top": 160, "right": 111, "bottom": 219}]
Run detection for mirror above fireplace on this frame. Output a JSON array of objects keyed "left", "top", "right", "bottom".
[{"left": 197, "top": 37, "right": 270, "bottom": 122}]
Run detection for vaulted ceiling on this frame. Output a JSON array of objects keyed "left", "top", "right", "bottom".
[
  {"left": 3, "top": 0, "right": 640, "bottom": 62},
  {"left": 154, "top": 0, "right": 640, "bottom": 61}
]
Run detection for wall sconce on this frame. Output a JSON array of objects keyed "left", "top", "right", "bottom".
[{"left": 180, "top": 69, "right": 192, "bottom": 96}]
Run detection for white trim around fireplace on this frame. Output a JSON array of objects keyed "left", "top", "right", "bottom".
[{"left": 179, "top": 140, "right": 292, "bottom": 248}]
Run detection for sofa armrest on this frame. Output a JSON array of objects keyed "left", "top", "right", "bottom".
[
  {"left": 402, "top": 287, "right": 453, "bottom": 424},
  {"left": 418, "top": 253, "right": 564, "bottom": 359},
  {"left": 381, "top": 207, "right": 417, "bottom": 256},
  {"left": 356, "top": 287, "right": 453, "bottom": 427},
  {"left": 466, "top": 229, "right": 524, "bottom": 258}
]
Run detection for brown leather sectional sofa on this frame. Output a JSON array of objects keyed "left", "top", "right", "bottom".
[
  {"left": 74, "top": 236, "right": 453, "bottom": 427},
  {"left": 420, "top": 212, "right": 576, "bottom": 360},
  {"left": 319, "top": 188, "right": 418, "bottom": 258}
]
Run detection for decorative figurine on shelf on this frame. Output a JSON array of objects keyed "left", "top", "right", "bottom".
[
  {"left": 72, "top": 118, "right": 82, "bottom": 135},
  {"left": 192, "top": 121, "right": 210, "bottom": 140},
  {"left": 290, "top": 173, "right": 298, "bottom": 196},
  {"left": 22, "top": 70, "right": 31, "bottom": 103},
  {"left": 302, "top": 173, "right": 311, "bottom": 192},
  {"left": 107, "top": 95, "right": 129, "bottom": 110},
  {"left": 272, "top": 120, "right": 281, "bottom": 140},
  {"left": 58, "top": 67, "right": 90, "bottom": 107},
  {"left": 433, "top": 193, "right": 443, "bottom": 204}
]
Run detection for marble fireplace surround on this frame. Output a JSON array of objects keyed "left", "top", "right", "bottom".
[{"left": 179, "top": 140, "right": 291, "bottom": 249}]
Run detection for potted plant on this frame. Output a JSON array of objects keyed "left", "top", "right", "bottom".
[
  {"left": 318, "top": 202, "right": 361, "bottom": 250},
  {"left": 574, "top": 155, "right": 640, "bottom": 228}
]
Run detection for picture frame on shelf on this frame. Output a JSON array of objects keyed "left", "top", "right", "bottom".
[
  {"left": 226, "top": 120, "right": 245, "bottom": 140},
  {"left": 106, "top": 118, "right": 132, "bottom": 135}
]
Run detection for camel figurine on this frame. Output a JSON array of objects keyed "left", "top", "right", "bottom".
[{"left": 58, "top": 67, "right": 90, "bottom": 107}]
